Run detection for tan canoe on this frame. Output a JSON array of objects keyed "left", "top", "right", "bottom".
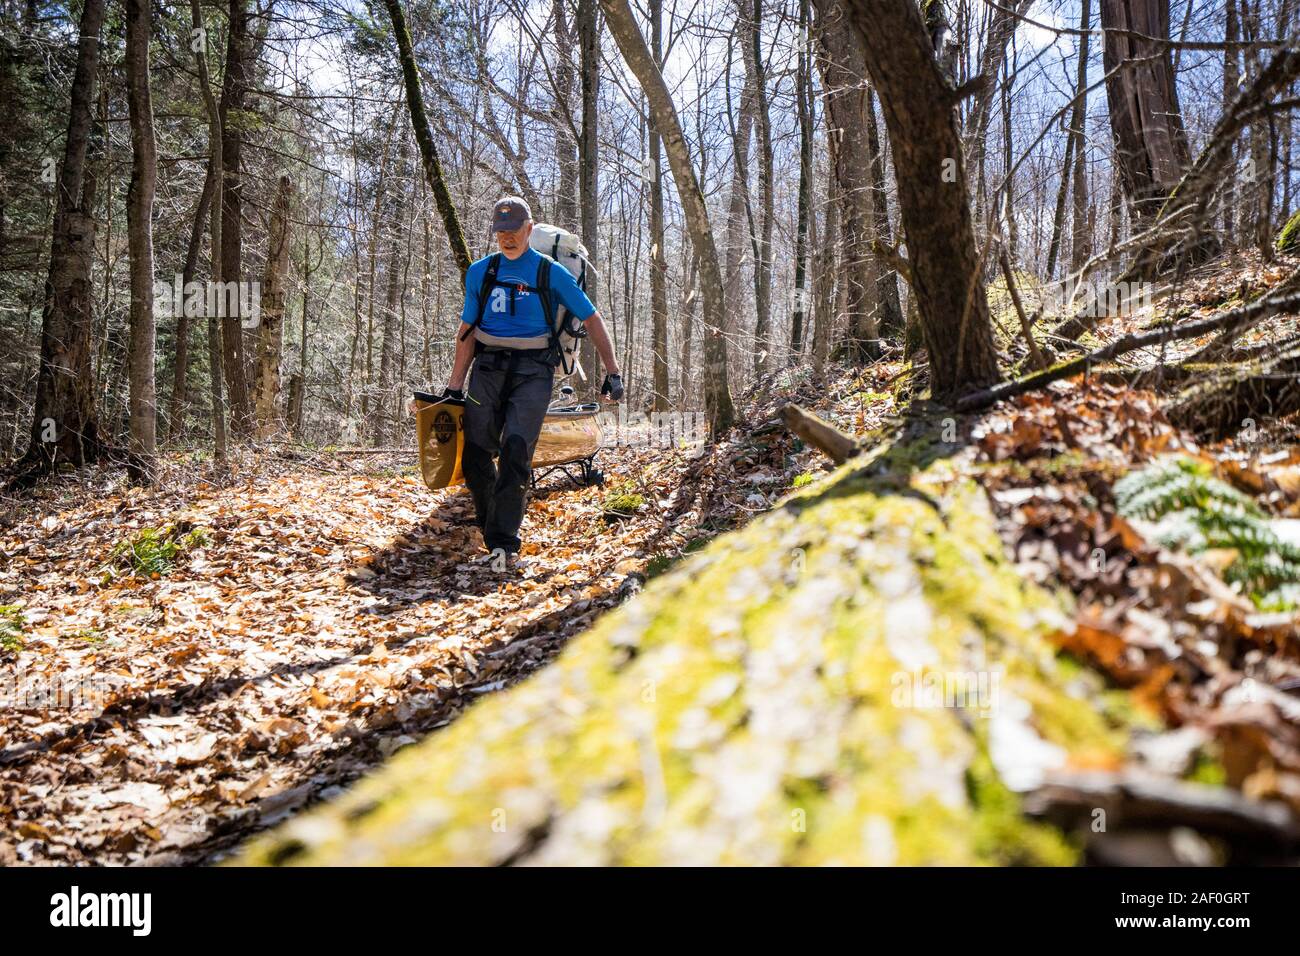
[{"left": 415, "top": 396, "right": 602, "bottom": 491}]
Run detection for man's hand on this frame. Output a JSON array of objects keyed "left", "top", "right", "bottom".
[
  {"left": 600, "top": 373, "right": 624, "bottom": 402},
  {"left": 442, "top": 386, "right": 465, "bottom": 401}
]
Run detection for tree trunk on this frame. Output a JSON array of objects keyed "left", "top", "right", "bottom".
[
  {"left": 1069, "top": 0, "right": 1093, "bottom": 274},
  {"left": 845, "top": 0, "right": 998, "bottom": 396},
  {"left": 124, "top": 0, "right": 158, "bottom": 484},
  {"left": 964, "top": 0, "right": 1031, "bottom": 231},
  {"left": 599, "top": 0, "right": 734, "bottom": 433},
  {"left": 375, "top": 153, "right": 410, "bottom": 444},
  {"left": 553, "top": 0, "right": 579, "bottom": 229},
  {"left": 791, "top": 0, "right": 813, "bottom": 358},
  {"left": 865, "top": 89, "right": 903, "bottom": 340},
  {"left": 648, "top": 0, "right": 670, "bottom": 411},
  {"left": 381, "top": 0, "right": 472, "bottom": 278},
  {"left": 812, "top": 129, "right": 838, "bottom": 374},
  {"left": 577, "top": 0, "right": 601, "bottom": 392},
  {"left": 1100, "top": 0, "right": 1192, "bottom": 222},
  {"left": 723, "top": 14, "right": 756, "bottom": 353},
  {"left": 219, "top": 0, "right": 253, "bottom": 436},
  {"left": 1222, "top": 0, "right": 1239, "bottom": 247},
  {"left": 287, "top": 374, "right": 304, "bottom": 437},
  {"left": 750, "top": 0, "right": 775, "bottom": 376},
  {"left": 815, "top": 0, "right": 888, "bottom": 362},
  {"left": 1045, "top": 123, "right": 1076, "bottom": 280},
  {"left": 13, "top": 0, "right": 106, "bottom": 481},
  {"left": 255, "top": 175, "right": 292, "bottom": 439},
  {"left": 678, "top": 244, "right": 697, "bottom": 404},
  {"left": 1001, "top": 55, "right": 1018, "bottom": 258},
  {"left": 192, "top": 0, "right": 227, "bottom": 469},
  {"left": 164, "top": 161, "right": 215, "bottom": 442}
]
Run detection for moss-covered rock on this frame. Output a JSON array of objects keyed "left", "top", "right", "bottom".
[
  {"left": 234, "top": 445, "right": 1136, "bottom": 866},
  {"left": 1276, "top": 209, "right": 1300, "bottom": 253}
]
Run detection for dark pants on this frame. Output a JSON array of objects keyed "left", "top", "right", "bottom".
[{"left": 462, "top": 348, "right": 555, "bottom": 553}]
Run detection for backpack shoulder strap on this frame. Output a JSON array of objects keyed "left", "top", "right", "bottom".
[
  {"left": 460, "top": 254, "right": 502, "bottom": 342},
  {"left": 536, "top": 256, "right": 557, "bottom": 333}
]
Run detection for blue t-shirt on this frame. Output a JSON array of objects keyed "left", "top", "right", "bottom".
[{"left": 460, "top": 248, "right": 596, "bottom": 338}]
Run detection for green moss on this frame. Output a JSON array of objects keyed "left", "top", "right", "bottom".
[
  {"left": 234, "top": 444, "right": 1143, "bottom": 867},
  {"left": 1276, "top": 209, "right": 1300, "bottom": 253},
  {"left": 1187, "top": 751, "right": 1227, "bottom": 787},
  {"left": 601, "top": 483, "right": 646, "bottom": 518},
  {"left": 967, "top": 747, "right": 1078, "bottom": 866},
  {"left": 0, "top": 604, "right": 24, "bottom": 653}
]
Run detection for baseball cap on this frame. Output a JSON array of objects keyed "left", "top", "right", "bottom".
[{"left": 490, "top": 196, "right": 532, "bottom": 233}]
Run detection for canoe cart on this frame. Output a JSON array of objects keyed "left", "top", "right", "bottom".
[
  {"left": 413, "top": 390, "right": 604, "bottom": 491},
  {"left": 531, "top": 400, "right": 604, "bottom": 488}
]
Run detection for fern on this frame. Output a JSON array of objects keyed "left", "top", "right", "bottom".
[
  {"left": 102, "top": 524, "right": 210, "bottom": 582},
  {"left": 1114, "top": 457, "right": 1262, "bottom": 521},
  {"left": 1116, "top": 456, "right": 1300, "bottom": 611}
]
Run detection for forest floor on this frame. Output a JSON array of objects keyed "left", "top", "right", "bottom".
[
  {"left": 0, "top": 372, "right": 852, "bottom": 864},
  {"left": 4, "top": 253, "right": 1300, "bottom": 865}
]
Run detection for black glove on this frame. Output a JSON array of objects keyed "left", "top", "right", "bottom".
[
  {"left": 441, "top": 387, "right": 465, "bottom": 401},
  {"left": 601, "top": 373, "right": 624, "bottom": 402}
]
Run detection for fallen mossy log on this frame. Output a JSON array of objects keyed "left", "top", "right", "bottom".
[
  {"left": 235, "top": 438, "right": 1138, "bottom": 866},
  {"left": 1167, "top": 342, "right": 1300, "bottom": 440},
  {"left": 958, "top": 275, "right": 1300, "bottom": 413},
  {"left": 1090, "top": 333, "right": 1300, "bottom": 391}
]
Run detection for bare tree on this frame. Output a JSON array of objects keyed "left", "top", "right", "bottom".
[
  {"left": 648, "top": 0, "right": 670, "bottom": 410},
  {"left": 1223, "top": 0, "right": 1240, "bottom": 247},
  {"left": 1101, "top": 0, "right": 1192, "bottom": 223},
  {"left": 1070, "top": 0, "right": 1093, "bottom": 274},
  {"left": 814, "top": 0, "right": 889, "bottom": 361},
  {"left": 191, "top": 0, "right": 228, "bottom": 469},
  {"left": 599, "top": 0, "right": 735, "bottom": 431},
  {"left": 11, "top": 0, "right": 107, "bottom": 484},
  {"left": 791, "top": 0, "right": 813, "bottom": 357},
  {"left": 966, "top": 0, "right": 1034, "bottom": 229},
  {"left": 723, "top": 7, "right": 756, "bottom": 352},
  {"left": 219, "top": 0, "right": 254, "bottom": 434},
  {"left": 749, "top": 0, "right": 775, "bottom": 375},
  {"left": 255, "top": 175, "right": 293, "bottom": 438},
  {"left": 843, "top": 0, "right": 1000, "bottom": 397},
  {"left": 382, "top": 0, "right": 472, "bottom": 277},
  {"left": 124, "top": 0, "right": 158, "bottom": 482},
  {"left": 864, "top": 88, "right": 903, "bottom": 338},
  {"left": 164, "top": 163, "right": 215, "bottom": 441},
  {"left": 553, "top": 0, "right": 580, "bottom": 228},
  {"left": 578, "top": 0, "right": 601, "bottom": 391}
]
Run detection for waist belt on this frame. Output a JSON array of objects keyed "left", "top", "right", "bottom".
[{"left": 474, "top": 328, "right": 552, "bottom": 350}]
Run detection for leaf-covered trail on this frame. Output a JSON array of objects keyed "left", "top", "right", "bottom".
[
  {"left": 0, "top": 425, "right": 816, "bottom": 865},
  {"left": 0, "top": 366, "right": 844, "bottom": 867}
]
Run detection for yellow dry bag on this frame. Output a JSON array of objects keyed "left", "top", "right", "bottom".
[{"left": 414, "top": 393, "right": 465, "bottom": 490}]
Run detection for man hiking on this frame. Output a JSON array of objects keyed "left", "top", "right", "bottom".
[{"left": 442, "top": 196, "right": 623, "bottom": 566}]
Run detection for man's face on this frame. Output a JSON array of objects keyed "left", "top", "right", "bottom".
[{"left": 495, "top": 221, "right": 532, "bottom": 259}]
